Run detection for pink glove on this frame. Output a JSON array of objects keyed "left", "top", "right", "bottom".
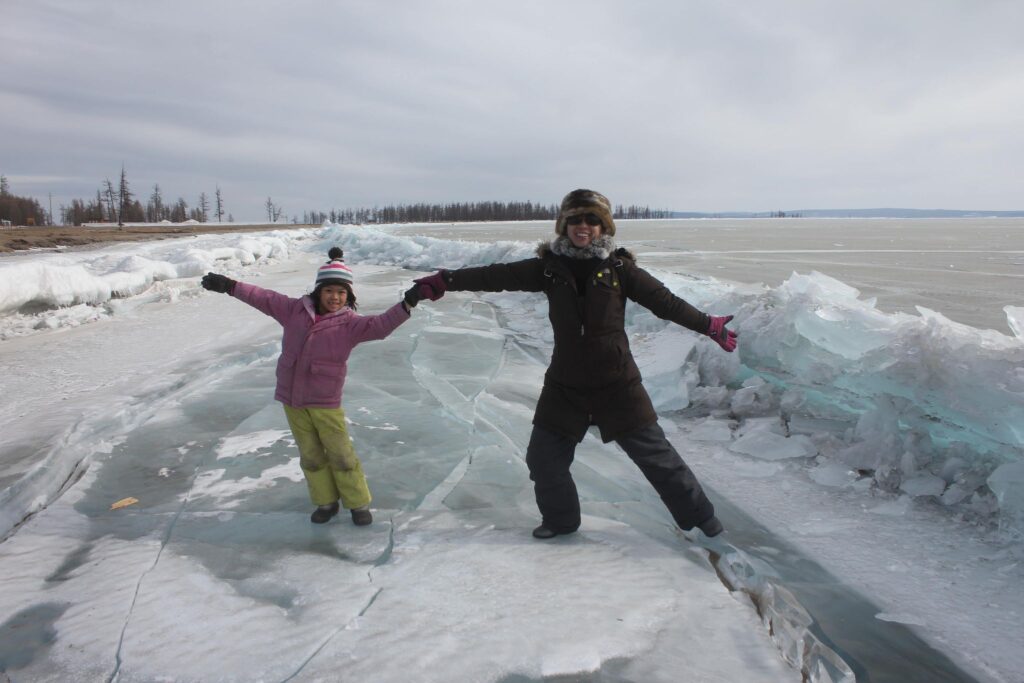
[
  {"left": 706, "top": 315, "right": 738, "bottom": 352},
  {"left": 413, "top": 271, "right": 449, "bottom": 301}
]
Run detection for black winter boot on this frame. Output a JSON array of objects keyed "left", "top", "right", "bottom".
[
  {"left": 532, "top": 524, "right": 576, "bottom": 539},
  {"left": 351, "top": 506, "right": 372, "bottom": 526},
  {"left": 698, "top": 516, "right": 724, "bottom": 537},
  {"left": 311, "top": 502, "right": 340, "bottom": 524}
]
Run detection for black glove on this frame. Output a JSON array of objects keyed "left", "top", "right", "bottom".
[
  {"left": 201, "top": 272, "right": 236, "bottom": 294},
  {"left": 403, "top": 284, "right": 422, "bottom": 308}
]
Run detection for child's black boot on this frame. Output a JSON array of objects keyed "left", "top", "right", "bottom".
[
  {"left": 350, "top": 505, "right": 372, "bottom": 526},
  {"left": 311, "top": 502, "right": 340, "bottom": 524}
]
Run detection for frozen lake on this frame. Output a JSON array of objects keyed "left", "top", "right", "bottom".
[
  {"left": 0, "top": 220, "right": 1021, "bottom": 682},
  {"left": 394, "top": 217, "right": 1024, "bottom": 335}
]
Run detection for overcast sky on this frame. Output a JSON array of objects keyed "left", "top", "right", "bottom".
[{"left": 3, "top": 0, "right": 1023, "bottom": 221}]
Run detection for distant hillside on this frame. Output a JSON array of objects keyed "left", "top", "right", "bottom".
[{"left": 669, "top": 208, "right": 1024, "bottom": 218}]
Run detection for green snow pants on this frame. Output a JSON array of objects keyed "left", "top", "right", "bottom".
[{"left": 283, "top": 405, "right": 372, "bottom": 510}]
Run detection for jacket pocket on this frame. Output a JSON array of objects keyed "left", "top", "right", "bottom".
[
  {"left": 307, "top": 360, "right": 346, "bottom": 403},
  {"left": 585, "top": 284, "right": 625, "bottom": 337}
]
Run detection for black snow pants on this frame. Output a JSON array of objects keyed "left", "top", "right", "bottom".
[{"left": 524, "top": 422, "right": 715, "bottom": 533}]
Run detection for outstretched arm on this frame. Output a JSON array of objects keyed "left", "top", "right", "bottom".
[
  {"left": 415, "top": 259, "right": 546, "bottom": 298},
  {"left": 348, "top": 302, "right": 411, "bottom": 343},
  {"left": 626, "top": 265, "right": 738, "bottom": 353},
  {"left": 220, "top": 278, "right": 300, "bottom": 326}
]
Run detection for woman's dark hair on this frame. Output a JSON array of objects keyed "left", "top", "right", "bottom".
[{"left": 311, "top": 282, "right": 357, "bottom": 313}]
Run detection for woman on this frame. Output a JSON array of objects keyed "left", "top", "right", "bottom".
[{"left": 414, "top": 190, "right": 737, "bottom": 539}]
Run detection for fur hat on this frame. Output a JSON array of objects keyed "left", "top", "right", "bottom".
[
  {"left": 555, "top": 189, "right": 616, "bottom": 237},
  {"left": 314, "top": 247, "right": 354, "bottom": 288}
]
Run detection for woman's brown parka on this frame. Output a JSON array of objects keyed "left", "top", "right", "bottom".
[{"left": 447, "top": 243, "right": 710, "bottom": 442}]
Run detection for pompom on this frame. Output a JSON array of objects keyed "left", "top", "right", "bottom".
[{"left": 328, "top": 247, "right": 344, "bottom": 261}]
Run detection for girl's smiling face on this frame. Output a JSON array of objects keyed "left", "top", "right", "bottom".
[{"left": 318, "top": 284, "right": 349, "bottom": 313}]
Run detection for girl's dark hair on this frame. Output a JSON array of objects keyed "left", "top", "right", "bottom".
[{"left": 311, "top": 282, "right": 357, "bottom": 313}]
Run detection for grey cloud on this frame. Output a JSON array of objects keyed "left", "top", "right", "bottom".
[{"left": 2, "top": 0, "right": 1022, "bottom": 219}]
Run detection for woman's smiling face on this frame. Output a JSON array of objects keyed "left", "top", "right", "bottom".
[{"left": 565, "top": 213, "right": 604, "bottom": 248}]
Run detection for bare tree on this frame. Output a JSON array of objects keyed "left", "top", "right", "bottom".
[
  {"left": 117, "top": 166, "right": 132, "bottom": 228},
  {"left": 148, "top": 184, "right": 164, "bottom": 222},
  {"left": 102, "top": 179, "right": 118, "bottom": 224},
  {"left": 198, "top": 192, "right": 209, "bottom": 223},
  {"left": 265, "top": 197, "right": 282, "bottom": 222},
  {"left": 215, "top": 186, "right": 224, "bottom": 222}
]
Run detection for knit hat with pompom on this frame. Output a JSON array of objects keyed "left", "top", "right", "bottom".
[{"left": 314, "top": 247, "right": 354, "bottom": 288}]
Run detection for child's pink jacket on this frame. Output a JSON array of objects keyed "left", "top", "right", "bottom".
[{"left": 232, "top": 282, "right": 409, "bottom": 408}]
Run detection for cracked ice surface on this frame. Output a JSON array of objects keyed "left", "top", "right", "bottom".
[
  {"left": 2, "top": 224, "right": 1023, "bottom": 682},
  {"left": 0, "top": 254, "right": 792, "bottom": 681}
]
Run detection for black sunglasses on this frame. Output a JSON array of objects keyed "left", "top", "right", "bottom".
[{"left": 565, "top": 213, "right": 603, "bottom": 227}]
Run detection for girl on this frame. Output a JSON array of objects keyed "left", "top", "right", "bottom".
[{"left": 201, "top": 247, "right": 422, "bottom": 525}]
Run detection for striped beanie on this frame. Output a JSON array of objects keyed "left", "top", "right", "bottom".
[{"left": 314, "top": 247, "right": 354, "bottom": 288}]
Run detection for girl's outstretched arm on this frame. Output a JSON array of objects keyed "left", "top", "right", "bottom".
[
  {"left": 348, "top": 301, "right": 411, "bottom": 343},
  {"left": 202, "top": 272, "right": 299, "bottom": 326},
  {"left": 231, "top": 282, "right": 298, "bottom": 321}
]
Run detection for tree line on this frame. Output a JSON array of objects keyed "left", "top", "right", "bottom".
[
  {"left": 60, "top": 167, "right": 230, "bottom": 227},
  {"left": 299, "top": 201, "right": 671, "bottom": 225},
  {"left": 0, "top": 176, "right": 47, "bottom": 226},
  {"left": 0, "top": 169, "right": 230, "bottom": 227},
  {"left": 4, "top": 167, "right": 671, "bottom": 227}
]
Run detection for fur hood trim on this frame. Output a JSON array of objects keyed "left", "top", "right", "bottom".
[{"left": 536, "top": 239, "right": 636, "bottom": 262}]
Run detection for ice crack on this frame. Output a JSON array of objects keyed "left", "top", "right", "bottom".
[
  {"left": 278, "top": 587, "right": 384, "bottom": 683},
  {"left": 370, "top": 520, "right": 396, "bottom": 574},
  {"left": 701, "top": 538, "right": 856, "bottom": 683},
  {"left": 105, "top": 460, "right": 204, "bottom": 683}
]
